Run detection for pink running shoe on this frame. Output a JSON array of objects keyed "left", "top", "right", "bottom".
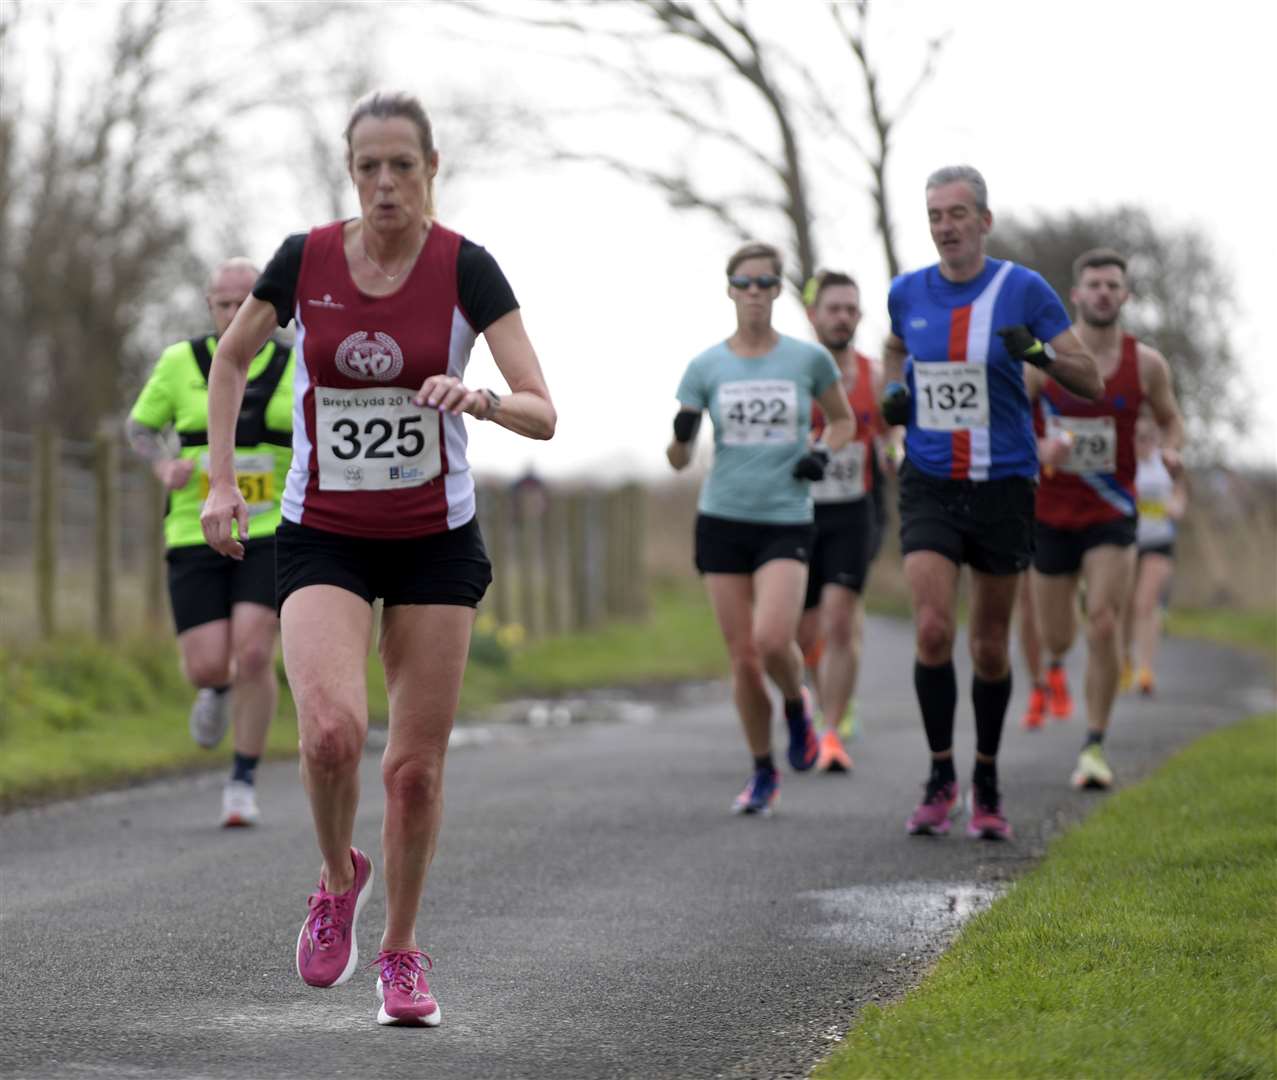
[
  {"left": 296, "top": 847, "right": 374, "bottom": 988},
  {"left": 966, "top": 786, "right": 1013, "bottom": 841},
  {"left": 375, "top": 949, "right": 442, "bottom": 1027},
  {"left": 906, "top": 777, "right": 959, "bottom": 835}
]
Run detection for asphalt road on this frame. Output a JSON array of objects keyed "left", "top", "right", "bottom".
[{"left": 2, "top": 617, "right": 1271, "bottom": 1080}]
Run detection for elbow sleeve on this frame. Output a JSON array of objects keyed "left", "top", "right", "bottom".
[{"left": 672, "top": 410, "right": 701, "bottom": 443}]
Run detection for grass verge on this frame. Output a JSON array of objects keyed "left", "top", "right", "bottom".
[
  {"left": 1167, "top": 606, "right": 1276, "bottom": 661},
  {"left": 815, "top": 711, "right": 1277, "bottom": 1080},
  {"left": 0, "top": 579, "right": 726, "bottom": 807}
]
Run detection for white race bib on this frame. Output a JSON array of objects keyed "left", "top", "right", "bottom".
[
  {"left": 913, "top": 362, "right": 989, "bottom": 431},
  {"left": 717, "top": 380, "right": 799, "bottom": 446},
  {"left": 812, "top": 441, "right": 867, "bottom": 503},
  {"left": 199, "top": 451, "right": 276, "bottom": 517},
  {"left": 1050, "top": 415, "right": 1117, "bottom": 474},
  {"left": 314, "top": 387, "right": 439, "bottom": 492}
]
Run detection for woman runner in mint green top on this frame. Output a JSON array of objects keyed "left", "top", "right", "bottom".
[{"left": 667, "top": 241, "right": 855, "bottom": 815}]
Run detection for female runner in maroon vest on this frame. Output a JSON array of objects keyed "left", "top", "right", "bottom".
[{"left": 200, "top": 90, "right": 556, "bottom": 1027}]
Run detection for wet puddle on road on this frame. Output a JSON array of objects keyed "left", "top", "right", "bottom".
[{"left": 800, "top": 880, "right": 1001, "bottom": 951}]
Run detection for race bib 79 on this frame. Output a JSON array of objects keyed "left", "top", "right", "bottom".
[{"left": 1049, "top": 415, "right": 1117, "bottom": 474}]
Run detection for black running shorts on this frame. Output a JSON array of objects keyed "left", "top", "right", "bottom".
[
  {"left": 694, "top": 513, "right": 815, "bottom": 575},
  {"left": 167, "top": 538, "right": 276, "bottom": 634},
  {"left": 275, "top": 516, "right": 492, "bottom": 610},
  {"left": 1034, "top": 516, "right": 1137, "bottom": 576},
  {"left": 898, "top": 460, "right": 1036, "bottom": 576},
  {"left": 804, "top": 498, "right": 880, "bottom": 608}
]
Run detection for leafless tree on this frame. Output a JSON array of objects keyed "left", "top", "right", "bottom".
[
  {"left": 989, "top": 206, "right": 1248, "bottom": 456},
  {"left": 449, "top": 0, "right": 945, "bottom": 289}
]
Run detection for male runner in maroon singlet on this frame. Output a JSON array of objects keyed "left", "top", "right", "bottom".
[{"left": 1030, "top": 248, "right": 1184, "bottom": 790}]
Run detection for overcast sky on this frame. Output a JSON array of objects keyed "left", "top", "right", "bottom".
[
  {"left": 25, "top": 0, "right": 1271, "bottom": 479},
  {"left": 430, "top": 0, "right": 1274, "bottom": 479}
]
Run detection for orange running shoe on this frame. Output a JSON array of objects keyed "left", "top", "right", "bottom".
[
  {"left": 1136, "top": 667, "right": 1155, "bottom": 696},
  {"left": 1020, "top": 684, "right": 1047, "bottom": 730},
  {"left": 816, "top": 728, "right": 854, "bottom": 773},
  {"left": 1046, "top": 664, "right": 1073, "bottom": 720}
]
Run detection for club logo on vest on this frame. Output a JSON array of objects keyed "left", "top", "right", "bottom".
[{"left": 334, "top": 330, "right": 404, "bottom": 382}]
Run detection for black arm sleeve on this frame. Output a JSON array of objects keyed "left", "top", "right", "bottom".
[
  {"left": 252, "top": 233, "right": 307, "bottom": 328},
  {"left": 457, "top": 239, "right": 519, "bottom": 333}
]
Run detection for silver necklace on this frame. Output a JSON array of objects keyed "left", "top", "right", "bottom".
[{"left": 360, "top": 230, "right": 421, "bottom": 282}]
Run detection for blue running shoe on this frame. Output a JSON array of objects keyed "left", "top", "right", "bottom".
[
  {"left": 786, "top": 688, "right": 819, "bottom": 772},
  {"left": 732, "top": 766, "right": 779, "bottom": 815}
]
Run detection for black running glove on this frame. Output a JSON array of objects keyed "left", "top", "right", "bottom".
[
  {"left": 792, "top": 447, "right": 830, "bottom": 481},
  {"left": 880, "top": 381, "right": 911, "bottom": 427},
  {"left": 996, "top": 325, "right": 1056, "bottom": 369}
]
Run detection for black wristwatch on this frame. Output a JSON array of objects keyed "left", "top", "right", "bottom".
[{"left": 481, "top": 388, "right": 502, "bottom": 419}]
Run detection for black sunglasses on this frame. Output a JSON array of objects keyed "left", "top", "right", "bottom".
[{"left": 728, "top": 274, "right": 782, "bottom": 290}]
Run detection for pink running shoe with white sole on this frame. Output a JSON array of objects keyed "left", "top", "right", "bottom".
[
  {"left": 966, "top": 786, "right": 1012, "bottom": 841},
  {"left": 296, "top": 847, "right": 374, "bottom": 988},
  {"left": 375, "top": 949, "right": 441, "bottom": 1027},
  {"left": 906, "top": 777, "right": 959, "bottom": 835}
]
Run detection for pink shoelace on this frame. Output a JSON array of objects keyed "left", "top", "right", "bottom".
[
  {"left": 305, "top": 889, "right": 354, "bottom": 950},
  {"left": 373, "top": 949, "right": 433, "bottom": 995}
]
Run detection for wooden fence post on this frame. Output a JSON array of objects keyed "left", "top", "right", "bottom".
[
  {"left": 94, "top": 429, "right": 118, "bottom": 642},
  {"left": 624, "top": 482, "right": 648, "bottom": 618},
  {"left": 542, "top": 492, "right": 566, "bottom": 636},
  {"left": 483, "top": 485, "right": 514, "bottom": 626},
  {"left": 517, "top": 494, "right": 541, "bottom": 640},
  {"left": 145, "top": 472, "right": 167, "bottom": 629},
  {"left": 34, "top": 427, "right": 57, "bottom": 639}
]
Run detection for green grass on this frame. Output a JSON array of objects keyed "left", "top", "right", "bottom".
[
  {"left": 0, "top": 579, "right": 726, "bottom": 806},
  {"left": 1168, "top": 607, "right": 1277, "bottom": 659},
  {"left": 815, "top": 712, "right": 1277, "bottom": 1080}
]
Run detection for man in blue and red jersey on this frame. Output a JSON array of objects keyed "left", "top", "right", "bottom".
[
  {"left": 880, "top": 165, "right": 1103, "bottom": 840},
  {"left": 1030, "top": 248, "right": 1184, "bottom": 791}
]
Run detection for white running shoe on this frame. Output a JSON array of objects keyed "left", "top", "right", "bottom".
[
  {"left": 220, "top": 780, "right": 260, "bottom": 827},
  {"left": 189, "top": 688, "right": 231, "bottom": 749}
]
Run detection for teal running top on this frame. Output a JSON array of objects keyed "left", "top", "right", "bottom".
[{"left": 676, "top": 334, "right": 840, "bottom": 524}]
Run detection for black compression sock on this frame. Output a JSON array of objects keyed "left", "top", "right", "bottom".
[
  {"left": 231, "top": 753, "right": 259, "bottom": 786},
  {"left": 783, "top": 697, "right": 806, "bottom": 724},
  {"left": 914, "top": 660, "right": 957, "bottom": 755},
  {"left": 753, "top": 753, "right": 776, "bottom": 773},
  {"left": 972, "top": 758, "right": 998, "bottom": 790},
  {"left": 1085, "top": 730, "right": 1104, "bottom": 748},
  {"left": 930, "top": 756, "right": 957, "bottom": 785},
  {"left": 972, "top": 673, "right": 1013, "bottom": 758}
]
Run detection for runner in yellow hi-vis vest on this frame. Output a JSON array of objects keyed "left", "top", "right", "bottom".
[{"left": 127, "top": 257, "right": 294, "bottom": 827}]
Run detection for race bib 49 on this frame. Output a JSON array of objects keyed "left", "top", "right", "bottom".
[{"left": 314, "top": 387, "right": 440, "bottom": 492}]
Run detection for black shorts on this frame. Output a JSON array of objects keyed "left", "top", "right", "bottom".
[
  {"left": 1138, "top": 541, "right": 1175, "bottom": 560},
  {"left": 898, "top": 460, "right": 1036, "bottom": 576},
  {"left": 694, "top": 513, "right": 814, "bottom": 575},
  {"left": 1034, "top": 517, "right": 1137, "bottom": 576},
  {"left": 166, "top": 538, "right": 276, "bottom": 634},
  {"left": 275, "top": 516, "right": 492, "bottom": 611},
  {"left": 804, "top": 499, "right": 880, "bottom": 608}
]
